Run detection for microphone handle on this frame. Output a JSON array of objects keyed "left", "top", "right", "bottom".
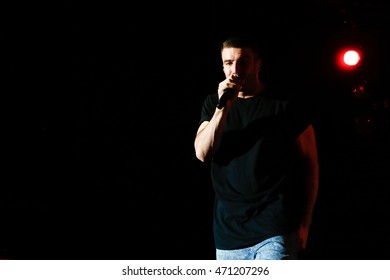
[{"left": 216, "top": 88, "right": 234, "bottom": 109}]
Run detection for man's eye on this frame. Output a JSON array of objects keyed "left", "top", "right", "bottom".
[{"left": 238, "top": 59, "right": 250, "bottom": 66}]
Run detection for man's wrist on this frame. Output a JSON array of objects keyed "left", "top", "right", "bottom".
[{"left": 216, "top": 102, "right": 224, "bottom": 109}]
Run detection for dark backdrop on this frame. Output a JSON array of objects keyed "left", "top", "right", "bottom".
[{"left": 2, "top": 1, "right": 390, "bottom": 259}]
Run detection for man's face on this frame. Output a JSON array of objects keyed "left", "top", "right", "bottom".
[{"left": 221, "top": 47, "right": 259, "bottom": 80}]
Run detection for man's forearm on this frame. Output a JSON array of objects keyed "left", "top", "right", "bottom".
[{"left": 194, "top": 108, "right": 228, "bottom": 162}]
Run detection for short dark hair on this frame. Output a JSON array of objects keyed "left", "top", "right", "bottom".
[{"left": 221, "top": 33, "right": 263, "bottom": 59}]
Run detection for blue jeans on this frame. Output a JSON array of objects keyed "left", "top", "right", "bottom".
[{"left": 216, "top": 231, "right": 299, "bottom": 260}]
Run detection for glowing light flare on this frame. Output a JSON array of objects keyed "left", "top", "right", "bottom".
[
  {"left": 335, "top": 47, "right": 362, "bottom": 71},
  {"left": 343, "top": 50, "right": 360, "bottom": 66},
  {"left": 352, "top": 80, "right": 368, "bottom": 99}
]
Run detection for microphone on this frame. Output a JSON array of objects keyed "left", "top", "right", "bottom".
[
  {"left": 216, "top": 88, "right": 235, "bottom": 109},
  {"left": 216, "top": 74, "right": 240, "bottom": 109}
]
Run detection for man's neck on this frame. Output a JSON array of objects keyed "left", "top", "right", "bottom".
[{"left": 238, "top": 82, "right": 266, "bottom": 99}]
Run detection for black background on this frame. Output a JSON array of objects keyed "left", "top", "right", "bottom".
[{"left": 2, "top": 1, "right": 390, "bottom": 260}]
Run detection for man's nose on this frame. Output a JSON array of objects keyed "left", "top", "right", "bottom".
[{"left": 232, "top": 61, "right": 243, "bottom": 73}]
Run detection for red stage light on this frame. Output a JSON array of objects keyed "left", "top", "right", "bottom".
[
  {"left": 335, "top": 47, "right": 362, "bottom": 71},
  {"left": 343, "top": 50, "right": 360, "bottom": 66}
]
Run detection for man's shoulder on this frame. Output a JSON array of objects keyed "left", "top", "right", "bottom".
[{"left": 202, "top": 92, "right": 218, "bottom": 107}]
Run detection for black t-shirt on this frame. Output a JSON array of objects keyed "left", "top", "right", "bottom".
[{"left": 199, "top": 89, "right": 312, "bottom": 250}]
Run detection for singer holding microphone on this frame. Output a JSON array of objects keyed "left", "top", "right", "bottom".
[{"left": 194, "top": 33, "right": 319, "bottom": 260}]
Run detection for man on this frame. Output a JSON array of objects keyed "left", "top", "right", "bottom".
[{"left": 194, "top": 34, "right": 319, "bottom": 260}]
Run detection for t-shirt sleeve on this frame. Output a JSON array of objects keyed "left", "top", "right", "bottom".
[{"left": 198, "top": 93, "right": 218, "bottom": 126}]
